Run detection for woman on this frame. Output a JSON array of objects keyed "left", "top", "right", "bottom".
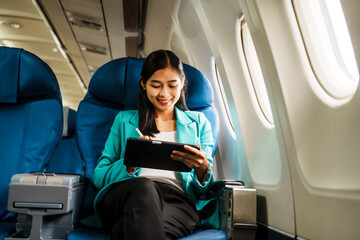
[{"left": 93, "top": 50, "right": 214, "bottom": 240}]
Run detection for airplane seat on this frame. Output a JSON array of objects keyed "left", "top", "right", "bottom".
[
  {"left": 0, "top": 47, "right": 63, "bottom": 239},
  {"left": 74, "top": 58, "right": 129, "bottom": 224},
  {"left": 123, "top": 58, "right": 220, "bottom": 154},
  {"left": 69, "top": 57, "right": 228, "bottom": 240},
  {"left": 76, "top": 58, "right": 128, "bottom": 182},
  {"left": 46, "top": 106, "right": 84, "bottom": 174}
]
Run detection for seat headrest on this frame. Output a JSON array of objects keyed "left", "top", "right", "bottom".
[
  {"left": 183, "top": 64, "right": 214, "bottom": 109},
  {"left": 0, "top": 47, "right": 60, "bottom": 103},
  {"left": 86, "top": 57, "right": 214, "bottom": 110}
]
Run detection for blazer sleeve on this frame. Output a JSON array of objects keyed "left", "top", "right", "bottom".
[
  {"left": 190, "top": 112, "right": 215, "bottom": 196},
  {"left": 93, "top": 112, "right": 137, "bottom": 189}
]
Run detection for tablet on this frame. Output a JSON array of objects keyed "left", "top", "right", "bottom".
[{"left": 124, "top": 137, "right": 200, "bottom": 172}]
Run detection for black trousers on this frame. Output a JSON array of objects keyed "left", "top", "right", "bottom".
[{"left": 97, "top": 177, "right": 199, "bottom": 240}]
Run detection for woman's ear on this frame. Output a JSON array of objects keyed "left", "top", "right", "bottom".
[
  {"left": 140, "top": 77, "right": 146, "bottom": 90},
  {"left": 181, "top": 75, "right": 185, "bottom": 89}
]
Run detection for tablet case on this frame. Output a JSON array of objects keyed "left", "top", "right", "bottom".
[{"left": 124, "top": 137, "right": 200, "bottom": 172}]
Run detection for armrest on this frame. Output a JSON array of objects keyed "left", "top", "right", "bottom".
[
  {"left": 200, "top": 180, "right": 244, "bottom": 200},
  {"left": 6, "top": 172, "right": 85, "bottom": 240},
  {"left": 209, "top": 180, "right": 257, "bottom": 240}
]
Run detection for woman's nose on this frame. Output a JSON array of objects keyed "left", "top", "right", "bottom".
[{"left": 160, "top": 86, "right": 169, "bottom": 96}]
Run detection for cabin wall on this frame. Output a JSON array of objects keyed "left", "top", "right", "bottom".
[
  {"left": 143, "top": 0, "right": 360, "bottom": 239},
  {"left": 241, "top": 0, "right": 360, "bottom": 239}
]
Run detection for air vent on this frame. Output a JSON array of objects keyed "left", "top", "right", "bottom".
[
  {"left": 79, "top": 43, "right": 106, "bottom": 55},
  {"left": 66, "top": 11, "right": 103, "bottom": 31}
]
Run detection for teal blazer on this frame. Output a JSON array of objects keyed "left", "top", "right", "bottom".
[{"left": 93, "top": 107, "right": 219, "bottom": 228}]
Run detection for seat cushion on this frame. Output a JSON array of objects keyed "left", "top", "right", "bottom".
[
  {"left": 68, "top": 226, "right": 226, "bottom": 240},
  {"left": 179, "top": 229, "right": 227, "bottom": 240},
  {"left": 67, "top": 226, "right": 111, "bottom": 240}
]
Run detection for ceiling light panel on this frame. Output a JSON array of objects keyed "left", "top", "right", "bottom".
[
  {"left": 0, "top": 0, "right": 86, "bottom": 110},
  {"left": 0, "top": 0, "right": 42, "bottom": 20},
  {"left": 61, "top": 0, "right": 111, "bottom": 74},
  {"left": 2, "top": 40, "right": 63, "bottom": 61},
  {"left": 0, "top": 17, "right": 53, "bottom": 43}
]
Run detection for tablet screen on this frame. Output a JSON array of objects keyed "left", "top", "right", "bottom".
[{"left": 124, "top": 137, "right": 199, "bottom": 172}]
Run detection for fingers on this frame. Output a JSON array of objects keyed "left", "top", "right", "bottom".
[
  {"left": 171, "top": 153, "right": 202, "bottom": 169},
  {"left": 139, "top": 135, "right": 152, "bottom": 140},
  {"left": 172, "top": 145, "right": 202, "bottom": 159},
  {"left": 126, "top": 166, "right": 136, "bottom": 174},
  {"left": 179, "top": 158, "right": 203, "bottom": 169},
  {"left": 183, "top": 144, "right": 201, "bottom": 154},
  {"left": 171, "top": 150, "right": 198, "bottom": 162},
  {"left": 171, "top": 145, "right": 208, "bottom": 170}
]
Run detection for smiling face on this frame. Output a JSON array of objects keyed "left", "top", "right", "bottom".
[{"left": 141, "top": 66, "right": 184, "bottom": 117}]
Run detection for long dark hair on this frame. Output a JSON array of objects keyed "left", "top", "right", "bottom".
[{"left": 138, "top": 50, "right": 188, "bottom": 137}]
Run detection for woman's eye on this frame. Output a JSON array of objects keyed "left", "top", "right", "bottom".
[
  {"left": 151, "top": 85, "right": 160, "bottom": 88},
  {"left": 169, "top": 85, "right": 178, "bottom": 88}
]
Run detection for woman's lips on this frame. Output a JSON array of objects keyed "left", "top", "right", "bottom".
[{"left": 158, "top": 99, "right": 171, "bottom": 105}]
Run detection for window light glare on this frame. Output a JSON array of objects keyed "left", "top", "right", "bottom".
[
  {"left": 293, "top": 0, "right": 359, "bottom": 99},
  {"left": 320, "top": 0, "right": 358, "bottom": 82},
  {"left": 242, "top": 23, "right": 274, "bottom": 125},
  {"left": 215, "top": 64, "right": 234, "bottom": 129}
]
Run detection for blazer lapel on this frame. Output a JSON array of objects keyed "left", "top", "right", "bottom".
[
  {"left": 123, "top": 111, "right": 140, "bottom": 140},
  {"left": 175, "top": 107, "right": 199, "bottom": 145}
]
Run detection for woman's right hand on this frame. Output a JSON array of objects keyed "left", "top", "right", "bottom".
[
  {"left": 139, "top": 135, "right": 152, "bottom": 140},
  {"left": 126, "top": 165, "right": 137, "bottom": 174}
]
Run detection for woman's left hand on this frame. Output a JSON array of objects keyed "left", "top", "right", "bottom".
[{"left": 171, "top": 144, "right": 210, "bottom": 182}]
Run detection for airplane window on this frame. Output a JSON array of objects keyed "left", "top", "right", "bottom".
[
  {"left": 293, "top": 0, "right": 359, "bottom": 99},
  {"left": 214, "top": 64, "right": 234, "bottom": 129},
  {"left": 241, "top": 22, "right": 274, "bottom": 125}
]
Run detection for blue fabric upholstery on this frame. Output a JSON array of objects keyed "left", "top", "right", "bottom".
[
  {"left": 179, "top": 229, "right": 226, "bottom": 240},
  {"left": 72, "top": 56, "right": 222, "bottom": 239},
  {"left": 68, "top": 226, "right": 111, "bottom": 240},
  {"left": 0, "top": 47, "right": 63, "bottom": 236},
  {"left": 77, "top": 102, "right": 120, "bottom": 181},
  {"left": 68, "top": 226, "right": 226, "bottom": 240},
  {"left": 46, "top": 107, "right": 84, "bottom": 174},
  {"left": 87, "top": 58, "right": 127, "bottom": 109},
  {"left": 0, "top": 222, "right": 16, "bottom": 240}
]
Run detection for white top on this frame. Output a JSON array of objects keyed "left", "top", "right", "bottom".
[{"left": 139, "top": 131, "right": 184, "bottom": 191}]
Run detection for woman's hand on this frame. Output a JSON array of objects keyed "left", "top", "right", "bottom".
[
  {"left": 139, "top": 135, "right": 152, "bottom": 140},
  {"left": 171, "top": 144, "right": 210, "bottom": 182},
  {"left": 126, "top": 165, "right": 137, "bottom": 174}
]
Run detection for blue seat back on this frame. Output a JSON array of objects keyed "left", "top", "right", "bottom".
[
  {"left": 77, "top": 57, "right": 219, "bottom": 182},
  {"left": 46, "top": 107, "right": 84, "bottom": 174},
  {"left": 0, "top": 47, "right": 63, "bottom": 223}
]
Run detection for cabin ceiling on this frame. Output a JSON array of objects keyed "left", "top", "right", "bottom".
[{"left": 0, "top": 0, "right": 146, "bottom": 110}]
